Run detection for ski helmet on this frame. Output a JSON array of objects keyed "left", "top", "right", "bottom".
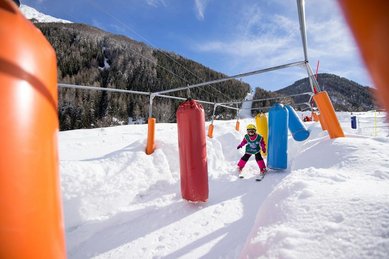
[{"left": 246, "top": 124, "right": 256, "bottom": 131}]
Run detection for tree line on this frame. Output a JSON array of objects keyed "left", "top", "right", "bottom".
[{"left": 36, "top": 23, "right": 250, "bottom": 130}]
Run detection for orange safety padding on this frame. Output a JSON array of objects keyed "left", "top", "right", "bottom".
[
  {"left": 176, "top": 99, "right": 208, "bottom": 202},
  {"left": 235, "top": 120, "right": 240, "bottom": 131},
  {"left": 0, "top": 1, "right": 66, "bottom": 258},
  {"left": 338, "top": 1, "right": 389, "bottom": 119},
  {"left": 318, "top": 113, "right": 327, "bottom": 131},
  {"left": 146, "top": 117, "right": 156, "bottom": 155},
  {"left": 313, "top": 91, "right": 345, "bottom": 138},
  {"left": 207, "top": 123, "right": 214, "bottom": 138}
]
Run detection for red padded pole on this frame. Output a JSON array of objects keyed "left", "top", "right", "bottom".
[{"left": 176, "top": 99, "right": 208, "bottom": 202}]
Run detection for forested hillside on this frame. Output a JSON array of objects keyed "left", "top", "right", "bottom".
[
  {"left": 248, "top": 73, "right": 377, "bottom": 117},
  {"left": 35, "top": 23, "right": 250, "bottom": 130},
  {"left": 273, "top": 73, "right": 377, "bottom": 111}
]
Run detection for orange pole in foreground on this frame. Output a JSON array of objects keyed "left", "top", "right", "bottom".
[
  {"left": 338, "top": 1, "right": 389, "bottom": 120},
  {"left": 146, "top": 117, "right": 156, "bottom": 155},
  {"left": 313, "top": 91, "right": 344, "bottom": 138},
  {"left": 0, "top": 0, "right": 66, "bottom": 258}
]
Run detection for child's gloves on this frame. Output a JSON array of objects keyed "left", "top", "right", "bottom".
[{"left": 237, "top": 145, "right": 242, "bottom": 149}]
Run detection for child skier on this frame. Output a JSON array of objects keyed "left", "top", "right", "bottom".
[{"left": 237, "top": 124, "right": 267, "bottom": 176}]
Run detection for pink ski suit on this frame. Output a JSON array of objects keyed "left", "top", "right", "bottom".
[{"left": 237, "top": 133, "right": 267, "bottom": 173}]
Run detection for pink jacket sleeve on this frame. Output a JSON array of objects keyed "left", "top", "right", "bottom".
[
  {"left": 260, "top": 138, "right": 266, "bottom": 152},
  {"left": 238, "top": 138, "right": 247, "bottom": 148}
]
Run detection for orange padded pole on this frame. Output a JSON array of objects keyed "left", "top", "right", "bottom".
[
  {"left": 313, "top": 91, "right": 344, "bottom": 138},
  {"left": 318, "top": 113, "right": 327, "bottom": 131},
  {"left": 146, "top": 117, "right": 156, "bottom": 155},
  {"left": 235, "top": 120, "right": 240, "bottom": 131},
  {"left": 207, "top": 123, "right": 214, "bottom": 138},
  {"left": 338, "top": 1, "right": 389, "bottom": 119},
  {"left": 0, "top": 0, "right": 66, "bottom": 258}
]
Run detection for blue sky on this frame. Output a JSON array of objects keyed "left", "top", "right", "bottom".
[{"left": 22, "top": 0, "right": 372, "bottom": 91}]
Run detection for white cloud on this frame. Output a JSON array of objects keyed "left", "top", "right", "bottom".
[
  {"left": 303, "top": 0, "right": 371, "bottom": 85},
  {"left": 194, "top": 0, "right": 210, "bottom": 21},
  {"left": 197, "top": 36, "right": 293, "bottom": 60},
  {"left": 194, "top": 4, "right": 302, "bottom": 70},
  {"left": 192, "top": 0, "right": 371, "bottom": 87},
  {"left": 146, "top": 0, "right": 166, "bottom": 8}
]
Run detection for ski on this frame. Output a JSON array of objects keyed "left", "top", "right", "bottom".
[
  {"left": 237, "top": 166, "right": 244, "bottom": 178},
  {"left": 255, "top": 173, "right": 266, "bottom": 181}
]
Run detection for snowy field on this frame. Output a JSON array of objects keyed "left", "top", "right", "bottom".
[{"left": 59, "top": 111, "right": 389, "bottom": 258}]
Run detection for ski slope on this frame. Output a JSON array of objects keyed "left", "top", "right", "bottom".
[
  {"left": 59, "top": 111, "right": 389, "bottom": 258},
  {"left": 238, "top": 92, "right": 254, "bottom": 119}
]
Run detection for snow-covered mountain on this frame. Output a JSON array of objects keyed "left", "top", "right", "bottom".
[{"left": 20, "top": 4, "right": 72, "bottom": 23}]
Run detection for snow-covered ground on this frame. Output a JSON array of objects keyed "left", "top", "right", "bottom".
[{"left": 59, "top": 110, "right": 389, "bottom": 258}]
